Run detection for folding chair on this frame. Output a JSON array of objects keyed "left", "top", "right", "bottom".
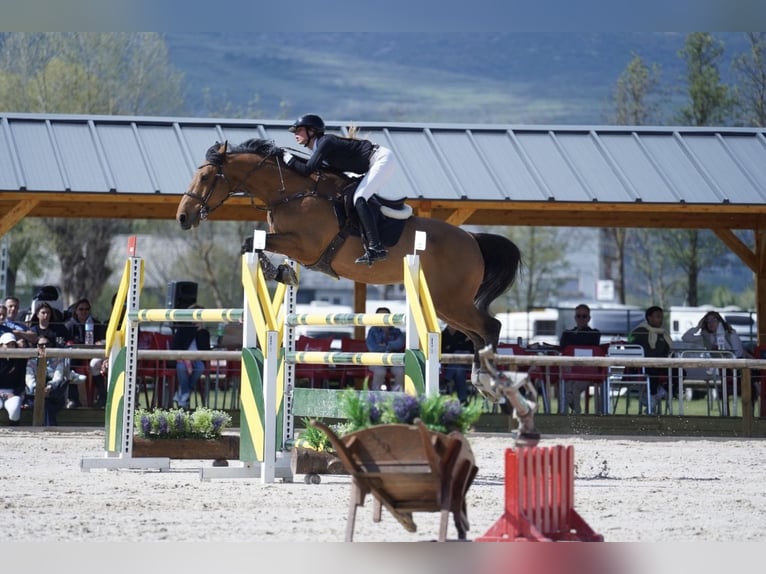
[{"left": 606, "top": 344, "right": 651, "bottom": 415}]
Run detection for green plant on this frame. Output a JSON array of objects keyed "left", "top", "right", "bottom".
[
  {"left": 135, "top": 407, "right": 232, "bottom": 439},
  {"left": 295, "top": 417, "right": 332, "bottom": 451},
  {"left": 338, "top": 388, "right": 481, "bottom": 435}
]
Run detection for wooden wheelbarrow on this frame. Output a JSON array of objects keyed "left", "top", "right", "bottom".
[{"left": 311, "top": 419, "right": 478, "bottom": 542}]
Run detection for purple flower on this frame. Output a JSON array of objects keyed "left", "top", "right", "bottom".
[
  {"left": 367, "top": 393, "right": 383, "bottom": 424},
  {"left": 392, "top": 394, "right": 420, "bottom": 424},
  {"left": 212, "top": 413, "right": 225, "bottom": 431},
  {"left": 440, "top": 399, "right": 462, "bottom": 430},
  {"left": 157, "top": 414, "right": 169, "bottom": 436},
  {"left": 140, "top": 415, "right": 151, "bottom": 435}
]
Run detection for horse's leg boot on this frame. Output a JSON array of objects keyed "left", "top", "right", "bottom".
[{"left": 354, "top": 198, "right": 388, "bottom": 265}]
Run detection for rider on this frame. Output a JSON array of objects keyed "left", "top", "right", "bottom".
[{"left": 284, "top": 114, "right": 396, "bottom": 265}]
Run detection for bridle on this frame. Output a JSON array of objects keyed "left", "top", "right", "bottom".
[
  {"left": 182, "top": 152, "right": 287, "bottom": 220},
  {"left": 182, "top": 147, "right": 342, "bottom": 220}
]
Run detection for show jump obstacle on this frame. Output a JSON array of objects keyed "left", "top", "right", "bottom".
[{"left": 81, "top": 232, "right": 441, "bottom": 483}]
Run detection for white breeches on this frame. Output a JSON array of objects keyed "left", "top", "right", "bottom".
[
  {"left": 0, "top": 391, "right": 22, "bottom": 421},
  {"left": 353, "top": 146, "right": 397, "bottom": 202}
]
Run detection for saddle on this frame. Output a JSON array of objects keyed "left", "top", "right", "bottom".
[{"left": 336, "top": 181, "right": 410, "bottom": 243}]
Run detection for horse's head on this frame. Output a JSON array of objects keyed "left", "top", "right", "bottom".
[{"left": 176, "top": 139, "right": 281, "bottom": 230}]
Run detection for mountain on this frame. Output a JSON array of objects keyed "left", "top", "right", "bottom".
[{"left": 164, "top": 32, "right": 750, "bottom": 125}]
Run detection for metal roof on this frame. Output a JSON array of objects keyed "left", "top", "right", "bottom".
[{"left": 1, "top": 112, "right": 766, "bottom": 232}]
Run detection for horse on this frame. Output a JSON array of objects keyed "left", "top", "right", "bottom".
[{"left": 176, "top": 139, "right": 538, "bottom": 442}]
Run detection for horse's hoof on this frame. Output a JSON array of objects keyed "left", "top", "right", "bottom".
[
  {"left": 513, "top": 432, "right": 541, "bottom": 448},
  {"left": 275, "top": 265, "right": 299, "bottom": 286}
]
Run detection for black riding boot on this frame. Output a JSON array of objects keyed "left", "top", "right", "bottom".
[{"left": 354, "top": 198, "right": 388, "bottom": 265}]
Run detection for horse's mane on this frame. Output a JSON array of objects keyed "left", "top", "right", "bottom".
[{"left": 205, "top": 139, "right": 280, "bottom": 165}]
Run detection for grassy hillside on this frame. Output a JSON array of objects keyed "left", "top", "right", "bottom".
[{"left": 164, "top": 32, "right": 750, "bottom": 125}]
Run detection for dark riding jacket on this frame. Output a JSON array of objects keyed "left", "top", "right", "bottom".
[{"left": 288, "top": 134, "right": 377, "bottom": 176}]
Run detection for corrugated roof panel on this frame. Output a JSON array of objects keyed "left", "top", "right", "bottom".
[
  {"left": 513, "top": 132, "right": 588, "bottom": 201},
  {"left": 218, "top": 126, "right": 267, "bottom": 148},
  {"left": 557, "top": 133, "right": 632, "bottom": 201},
  {"left": 50, "top": 122, "right": 110, "bottom": 192},
  {"left": 681, "top": 134, "right": 761, "bottom": 203},
  {"left": 9, "top": 120, "right": 65, "bottom": 192},
  {"left": 718, "top": 134, "right": 766, "bottom": 203},
  {"left": 175, "top": 124, "right": 224, "bottom": 170},
  {"left": 95, "top": 124, "right": 155, "bottom": 193},
  {"left": 598, "top": 134, "right": 675, "bottom": 202},
  {"left": 2, "top": 115, "right": 766, "bottom": 212},
  {"left": 429, "top": 130, "right": 501, "bottom": 200},
  {"left": 387, "top": 130, "right": 458, "bottom": 199},
  {"left": 640, "top": 135, "right": 716, "bottom": 202},
  {"left": 472, "top": 132, "right": 547, "bottom": 201},
  {"left": 0, "top": 120, "right": 21, "bottom": 190},
  {"left": 134, "top": 124, "right": 191, "bottom": 194}
]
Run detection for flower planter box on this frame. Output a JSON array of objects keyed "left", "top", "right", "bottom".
[
  {"left": 133, "top": 435, "right": 240, "bottom": 463},
  {"left": 291, "top": 446, "right": 347, "bottom": 483}
]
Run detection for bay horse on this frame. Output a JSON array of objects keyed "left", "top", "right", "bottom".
[{"left": 176, "top": 139, "right": 537, "bottom": 440}]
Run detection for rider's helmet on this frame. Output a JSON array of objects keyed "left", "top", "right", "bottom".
[{"left": 288, "top": 114, "right": 325, "bottom": 134}]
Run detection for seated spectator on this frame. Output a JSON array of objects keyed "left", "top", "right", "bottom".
[
  {"left": 64, "top": 298, "right": 107, "bottom": 407},
  {"left": 0, "top": 332, "right": 26, "bottom": 426},
  {"left": 629, "top": 305, "right": 673, "bottom": 414},
  {"left": 25, "top": 336, "right": 68, "bottom": 426},
  {"left": 682, "top": 310, "right": 756, "bottom": 407},
  {"left": 559, "top": 304, "right": 602, "bottom": 413},
  {"left": 171, "top": 305, "right": 211, "bottom": 409},
  {"left": 0, "top": 304, "right": 13, "bottom": 336},
  {"left": 682, "top": 311, "right": 746, "bottom": 357},
  {"left": 559, "top": 304, "right": 601, "bottom": 349},
  {"left": 3, "top": 296, "right": 35, "bottom": 347},
  {"left": 366, "top": 307, "right": 405, "bottom": 391},
  {"left": 441, "top": 325, "right": 474, "bottom": 405}
]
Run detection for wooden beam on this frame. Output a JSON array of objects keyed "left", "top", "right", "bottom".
[
  {"left": 0, "top": 198, "right": 39, "bottom": 235},
  {"left": 714, "top": 228, "right": 757, "bottom": 271}
]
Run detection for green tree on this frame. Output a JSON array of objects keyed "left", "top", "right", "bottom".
[
  {"left": 677, "top": 32, "right": 736, "bottom": 126},
  {"left": 612, "top": 53, "right": 663, "bottom": 125},
  {"left": 0, "top": 33, "right": 185, "bottom": 307},
  {"left": 494, "top": 226, "right": 571, "bottom": 312},
  {"left": 733, "top": 32, "right": 766, "bottom": 126},
  {"left": 626, "top": 229, "right": 683, "bottom": 309}
]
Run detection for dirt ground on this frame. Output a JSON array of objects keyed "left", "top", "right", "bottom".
[{"left": 2, "top": 428, "right": 765, "bottom": 547}]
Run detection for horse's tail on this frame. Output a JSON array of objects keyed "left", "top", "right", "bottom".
[{"left": 473, "top": 233, "right": 522, "bottom": 313}]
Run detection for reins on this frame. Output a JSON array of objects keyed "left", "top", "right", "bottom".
[{"left": 184, "top": 149, "right": 339, "bottom": 218}]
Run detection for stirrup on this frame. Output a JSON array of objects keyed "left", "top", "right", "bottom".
[{"left": 355, "top": 246, "right": 388, "bottom": 265}]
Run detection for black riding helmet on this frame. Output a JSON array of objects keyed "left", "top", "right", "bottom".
[{"left": 289, "top": 114, "right": 325, "bottom": 134}]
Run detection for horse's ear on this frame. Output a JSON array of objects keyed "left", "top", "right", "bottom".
[{"left": 220, "top": 140, "right": 228, "bottom": 154}]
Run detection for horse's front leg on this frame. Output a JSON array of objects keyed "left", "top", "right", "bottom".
[{"left": 241, "top": 235, "right": 299, "bottom": 286}]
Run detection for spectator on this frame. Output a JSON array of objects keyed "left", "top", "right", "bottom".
[
  {"left": 25, "top": 335, "right": 68, "bottom": 426},
  {"left": 559, "top": 304, "right": 602, "bottom": 413},
  {"left": 682, "top": 310, "right": 756, "bottom": 408},
  {"left": 559, "top": 304, "right": 601, "bottom": 348},
  {"left": 0, "top": 304, "right": 13, "bottom": 335},
  {"left": 629, "top": 305, "right": 673, "bottom": 414},
  {"left": 64, "top": 298, "right": 107, "bottom": 407},
  {"left": 3, "top": 296, "right": 34, "bottom": 347},
  {"left": 366, "top": 306, "right": 405, "bottom": 391},
  {"left": 171, "top": 305, "right": 211, "bottom": 409},
  {"left": 0, "top": 332, "right": 26, "bottom": 426},
  {"left": 681, "top": 311, "right": 746, "bottom": 357},
  {"left": 440, "top": 325, "right": 474, "bottom": 405}
]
